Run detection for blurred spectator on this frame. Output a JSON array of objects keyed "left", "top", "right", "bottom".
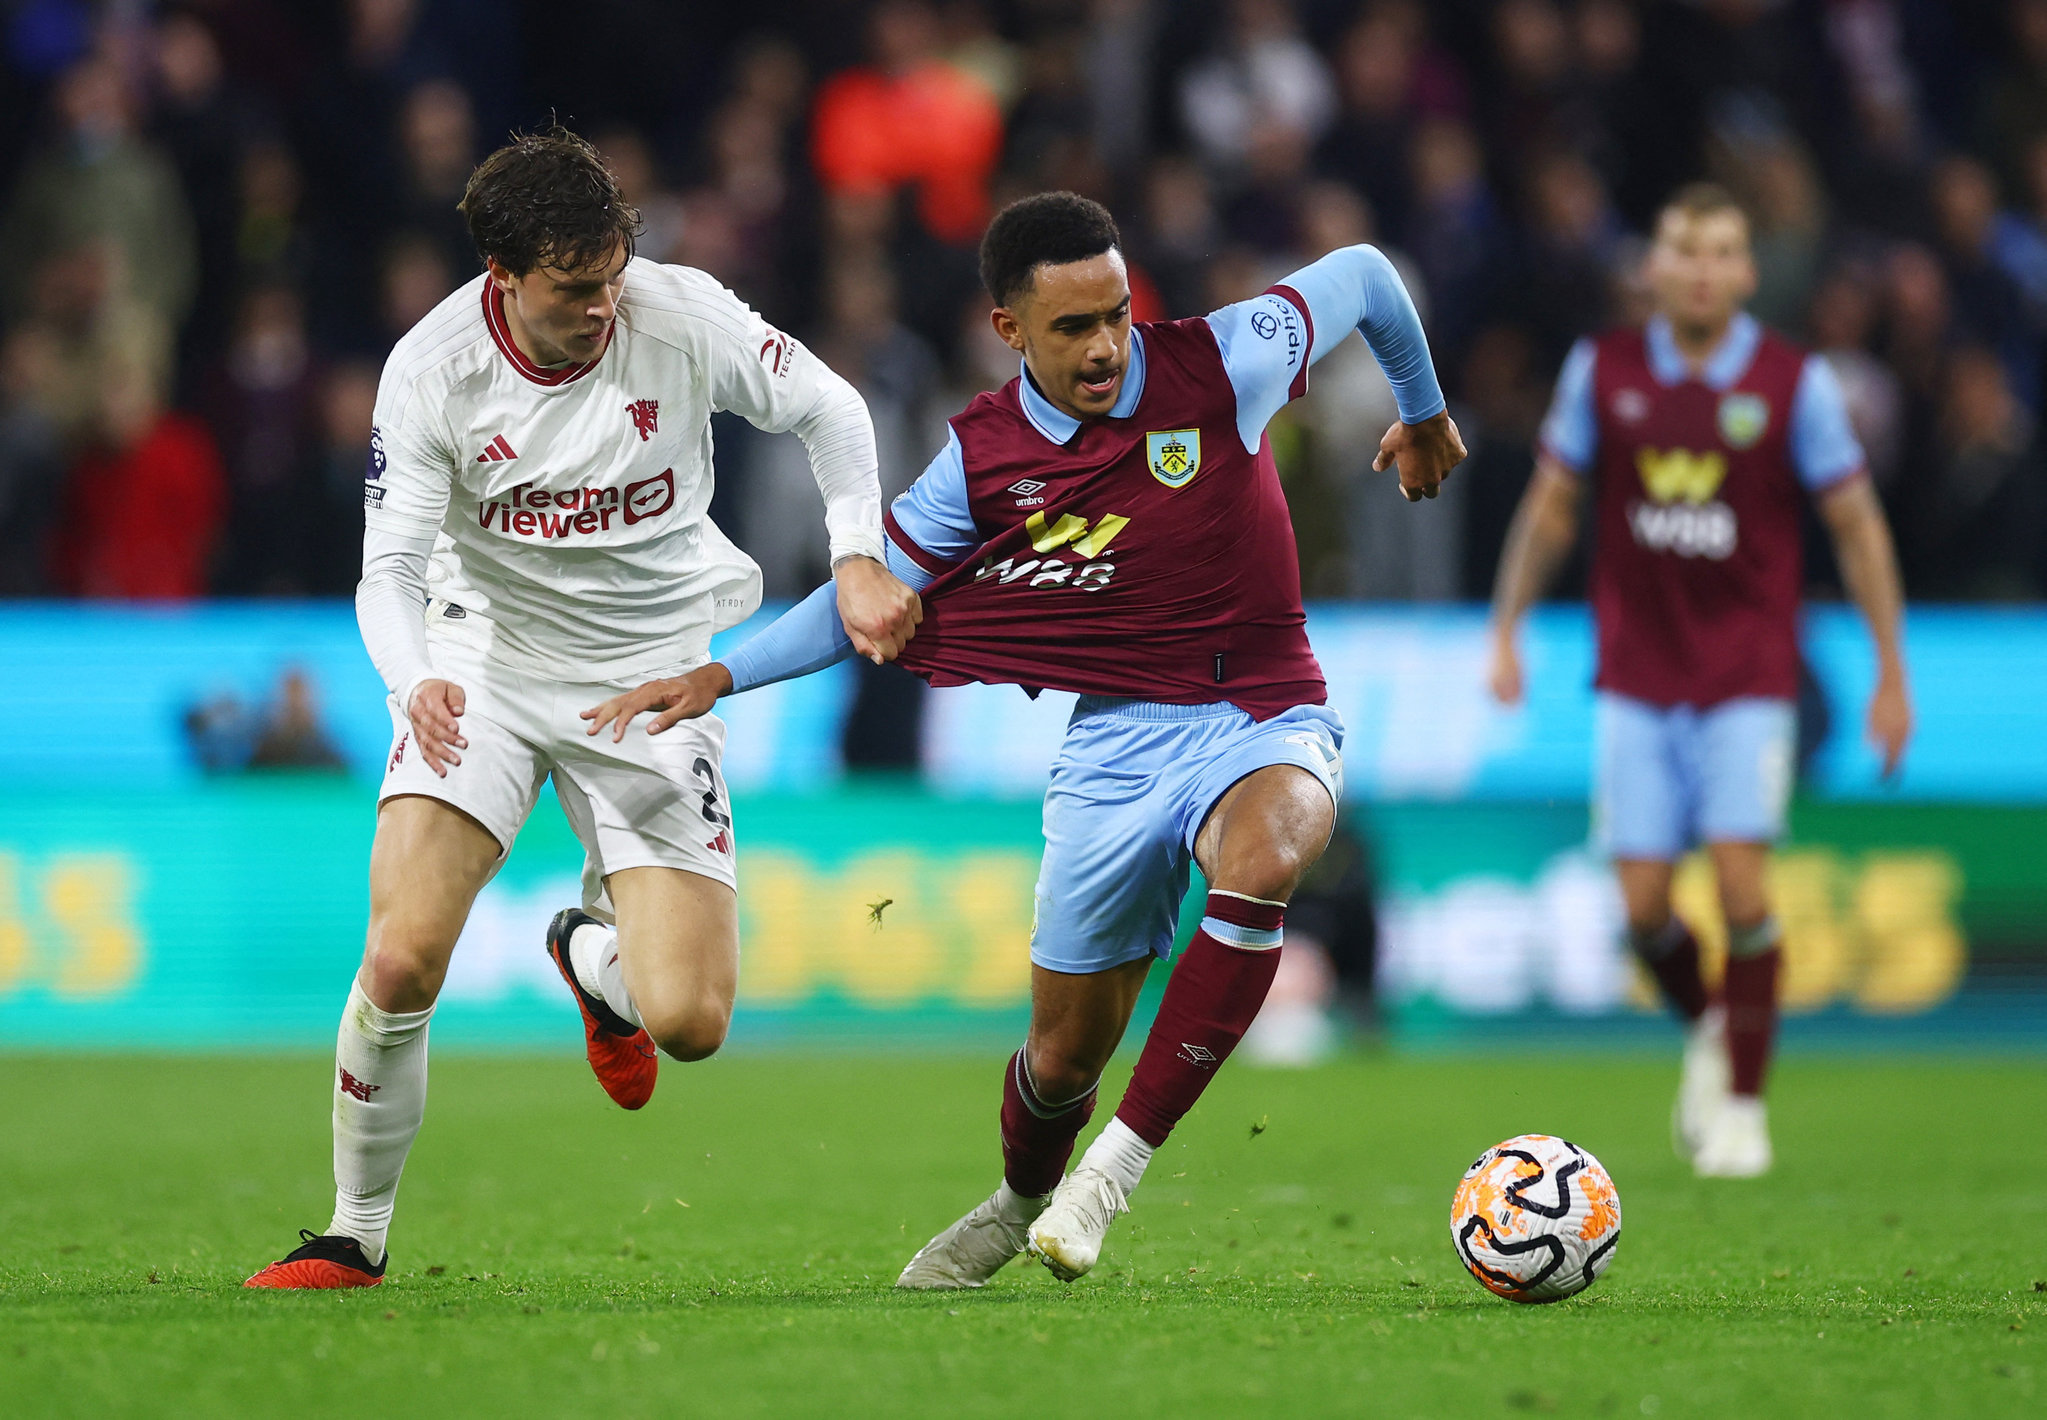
[
  {"left": 51, "top": 350, "right": 224, "bottom": 598},
  {"left": 1724, "top": 137, "right": 1827, "bottom": 335},
  {"left": 1314, "top": 3, "right": 1438, "bottom": 244},
  {"left": 1930, "top": 153, "right": 2040, "bottom": 410},
  {"left": 1483, "top": 0, "right": 1574, "bottom": 176},
  {"left": 810, "top": 0, "right": 1004, "bottom": 246},
  {"left": 391, "top": 78, "right": 479, "bottom": 279},
  {"left": 1179, "top": 0, "right": 1336, "bottom": 183},
  {"left": 1512, "top": 151, "right": 1621, "bottom": 362},
  {"left": 236, "top": 138, "right": 309, "bottom": 282},
  {"left": 1922, "top": 346, "right": 2045, "bottom": 597},
  {"left": 0, "top": 54, "right": 197, "bottom": 333},
  {"left": 205, "top": 282, "right": 320, "bottom": 593},
  {"left": 0, "top": 328, "right": 65, "bottom": 594},
  {"left": 151, "top": 11, "right": 267, "bottom": 388},
  {"left": 1404, "top": 118, "right": 1505, "bottom": 363},
  {"left": 1455, "top": 322, "right": 1557, "bottom": 600},
  {"left": 596, "top": 126, "right": 685, "bottom": 267},
  {"left": 0, "top": 0, "right": 2042, "bottom": 611},
  {"left": 306, "top": 361, "right": 379, "bottom": 595},
  {"left": 184, "top": 667, "right": 347, "bottom": 773},
  {"left": 378, "top": 233, "right": 454, "bottom": 352}
]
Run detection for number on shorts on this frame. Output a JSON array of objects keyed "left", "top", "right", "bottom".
[{"left": 691, "top": 756, "right": 731, "bottom": 828}]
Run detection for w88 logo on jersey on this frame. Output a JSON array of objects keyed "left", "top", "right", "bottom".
[{"left": 971, "top": 509, "right": 1131, "bottom": 592}]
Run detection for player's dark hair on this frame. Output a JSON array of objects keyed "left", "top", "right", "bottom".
[
  {"left": 979, "top": 192, "right": 1122, "bottom": 306},
  {"left": 459, "top": 125, "right": 642, "bottom": 277}
]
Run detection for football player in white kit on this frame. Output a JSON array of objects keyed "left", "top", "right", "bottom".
[{"left": 246, "top": 128, "right": 919, "bottom": 1289}]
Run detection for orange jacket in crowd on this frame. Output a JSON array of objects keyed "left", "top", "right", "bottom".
[{"left": 811, "top": 59, "right": 1004, "bottom": 244}]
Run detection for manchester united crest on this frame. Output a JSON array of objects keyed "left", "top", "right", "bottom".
[
  {"left": 1717, "top": 392, "right": 1769, "bottom": 450},
  {"left": 1146, "top": 428, "right": 1202, "bottom": 488}
]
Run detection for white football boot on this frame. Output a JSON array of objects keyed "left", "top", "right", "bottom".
[
  {"left": 1025, "top": 1165, "right": 1129, "bottom": 1282},
  {"left": 1672, "top": 1005, "right": 1731, "bottom": 1163},
  {"left": 896, "top": 1183, "right": 1048, "bottom": 1290},
  {"left": 1694, "top": 1095, "right": 1773, "bottom": 1178}
]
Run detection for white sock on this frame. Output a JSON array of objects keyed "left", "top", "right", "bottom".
[
  {"left": 994, "top": 1180, "right": 1051, "bottom": 1219},
  {"left": 566, "top": 922, "right": 609, "bottom": 997},
  {"left": 1078, "top": 1117, "right": 1155, "bottom": 1198},
  {"left": 587, "top": 923, "right": 643, "bottom": 1029},
  {"left": 327, "top": 977, "right": 433, "bottom": 1266}
]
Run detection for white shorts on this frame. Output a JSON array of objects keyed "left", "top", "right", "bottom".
[{"left": 379, "top": 602, "right": 736, "bottom": 918}]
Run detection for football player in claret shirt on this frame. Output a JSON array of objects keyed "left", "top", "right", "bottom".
[
  {"left": 1487, "top": 183, "right": 1913, "bottom": 1178},
  {"left": 243, "top": 129, "right": 919, "bottom": 1289},
  {"left": 585, "top": 192, "right": 1466, "bottom": 1285}
]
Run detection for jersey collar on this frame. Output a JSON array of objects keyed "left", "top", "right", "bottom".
[
  {"left": 1015, "top": 327, "right": 1148, "bottom": 443},
  {"left": 1645, "top": 311, "right": 1760, "bottom": 391},
  {"left": 484, "top": 283, "right": 609, "bottom": 387}
]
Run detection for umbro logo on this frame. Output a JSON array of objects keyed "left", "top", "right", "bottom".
[
  {"left": 1007, "top": 479, "right": 1046, "bottom": 496},
  {"left": 1177, "top": 1042, "right": 1218, "bottom": 1069},
  {"left": 476, "top": 435, "right": 519, "bottom": 463}
]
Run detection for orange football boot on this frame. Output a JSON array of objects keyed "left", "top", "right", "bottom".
[
  {"left": 546, "top": 908, "right": 658, "bottom": 1110},
  {"left": 244, "top": 1230, "right": 386, "bottom": 1289}
]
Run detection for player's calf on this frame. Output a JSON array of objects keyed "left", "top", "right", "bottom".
[{"left": 1031, "top": 891, "right": 1288, "bottom": 1282}]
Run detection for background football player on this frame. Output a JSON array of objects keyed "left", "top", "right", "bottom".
[{"left": 1487, "top": 183, "right": 1913, "bottom": 1178}]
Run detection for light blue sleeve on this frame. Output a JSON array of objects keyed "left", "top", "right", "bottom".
[
  {"left": 1538, "top": 338, "right": 1599, "bottom": 475},
  {"left": 1208, "top": 244, "right": 1447, "bottom": 452},
  {"left": 721, "top": 536, "right": 934, "bottom": 693},
  {"left": 1788, "top": 355, "right": 1867, "bottom": 491},
  {"left": 886, "top": 429, "right": 980, "bottom": 563}
]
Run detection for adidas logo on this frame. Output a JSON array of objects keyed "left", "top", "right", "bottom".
[{"left": 476, "top": 435, "right": 519, "bottom": 463}]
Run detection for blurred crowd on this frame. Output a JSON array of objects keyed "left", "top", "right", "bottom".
[{"left": 5, "top": 0, "right": 2047, "bottom": 604}]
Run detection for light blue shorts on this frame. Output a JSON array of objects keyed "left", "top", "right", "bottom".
[
  {"left": 1593, "top": 693, "right": 1795, "bottom": 860},
  {"left": 1029, "top": 698, "right": 1345, "bottom": 975}
]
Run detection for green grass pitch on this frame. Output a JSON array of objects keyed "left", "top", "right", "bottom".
[{"left": 1, "top": 1050, "right": 2041, "bottom": 1417}]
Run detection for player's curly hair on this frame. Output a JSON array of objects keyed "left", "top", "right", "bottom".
[
  {"left": 459, "top": 125, "right": 642, "bottom": 277},
  {"left": 979, "top": 191, "right": 1122, "bottom": 306}
]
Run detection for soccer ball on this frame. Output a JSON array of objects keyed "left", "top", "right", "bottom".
[{"left": 1450, "top": 1134, "right": 1622, "bottom": 1303}]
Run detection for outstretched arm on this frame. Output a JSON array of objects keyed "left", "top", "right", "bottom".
[
  {"left": 1209, "top": 243, "right": 1466, "bottom": 500},
  {"left": 581, "top": 424, "right": 978, "bottom": 741},
  {"left": 580, "top": 542, "right": 935, "bottom": 741},
  {"left": 1818, "top": 477, "right": 1912, "bottom": 778},
  {"left": 1486, "top": 458, "right": 1586, "bottom": 705}
]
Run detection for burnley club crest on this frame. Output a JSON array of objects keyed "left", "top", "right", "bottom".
[{"left": 1146, "top": 428, "right": 1202, "bottom": 488}]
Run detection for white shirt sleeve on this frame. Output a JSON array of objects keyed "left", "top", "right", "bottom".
[
  {"left": 698, "top": 285, "right": 885, "bottom": 566},
  {"left": 357, "top": 357, "right": 455, "bottom": 706},
  {"left": 356, "top": 525, "right": 438, "bottom": 709}
]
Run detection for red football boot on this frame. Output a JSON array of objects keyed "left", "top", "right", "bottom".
[
  {"left": 546, "top": 908, "right": 658, "bottom": 1110},
  {"left": 244, "top": 1230, "right": 386, "bottom": 1289}
]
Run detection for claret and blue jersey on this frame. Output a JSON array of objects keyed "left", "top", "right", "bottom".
[
  {"left": 1543, "top": 310, "right": 1870, "bottom": 860},
  {"left": 722, "top": 243, "right": 1445, "bottom": 971}
]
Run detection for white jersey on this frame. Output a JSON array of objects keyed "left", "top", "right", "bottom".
[{"left": 358, "top": 258, "right": 882, "bottom": 697}]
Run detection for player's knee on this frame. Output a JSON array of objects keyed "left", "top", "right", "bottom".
[
  {"left": 1218, "top": 838, "right": 1315, "bottom": 905},
  {"left": 358, "top": 928, "right": 448, "bottom": 1013},
  {"left": 642, "top": 994, "right": 731, "bottom": 1062},
  {"left": 1023, "top": 1043, "right": 1101, "bottom": 1107}
]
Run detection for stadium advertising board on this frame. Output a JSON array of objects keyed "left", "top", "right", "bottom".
[
  {"left": 0, "top": 782, "right": 2036, "bottom": 1049},
  {"left": 1, "top": 605, "right": 2040, "bottom": 1048}
]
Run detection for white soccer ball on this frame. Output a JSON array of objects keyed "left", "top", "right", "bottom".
[{"left": 1449, "top": 1134, "right": 1622, "bottom": 1303}]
